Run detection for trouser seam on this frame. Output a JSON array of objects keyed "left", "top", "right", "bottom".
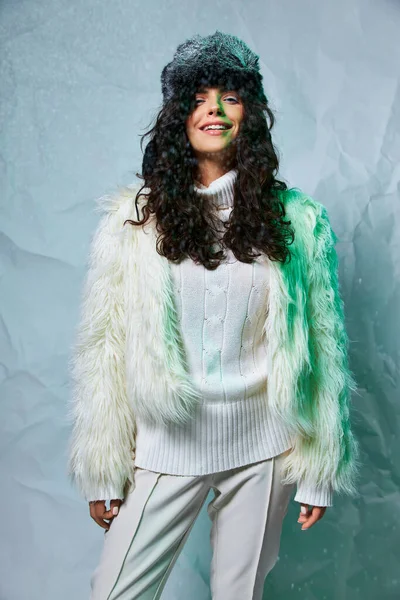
[
  {"left": 152, "top": 489, "right": 209, "bottom": 600},
  {"left": 106, "top": 474, "right": 161, "bottom": 600},
  {"left": 212, "top": 508, "right": 219, "bottom": 598},
  {"left": 251, "top": 456, "right": 275, "bottom": 600}
]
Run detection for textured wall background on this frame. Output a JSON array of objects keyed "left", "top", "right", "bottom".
[{"left": 1, "top": 0, "right": 399, "bottom": 598}]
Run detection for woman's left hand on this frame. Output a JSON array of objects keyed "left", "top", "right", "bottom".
[{"left": 297, "top": 503, "right": 327, "bottom": 530}]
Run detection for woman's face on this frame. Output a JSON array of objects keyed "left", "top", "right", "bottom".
[{"left": 185, "top": 87, "right": 244, "bottom": 159}]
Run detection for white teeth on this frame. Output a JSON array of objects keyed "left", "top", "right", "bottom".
[{"left": 203, "top": 124, "right": 229, "bottom": 131}]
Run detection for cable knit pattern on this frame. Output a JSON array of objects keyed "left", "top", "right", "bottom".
[{"left": 134, "top": 169, "right": 333, "bottom": 507}]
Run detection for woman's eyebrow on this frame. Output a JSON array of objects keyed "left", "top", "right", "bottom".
[{"left": 196, "top": 88, "right": 234, "bottom": 94}]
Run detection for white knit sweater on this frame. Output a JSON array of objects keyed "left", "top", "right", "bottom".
[{"left": 134, "top": 169, "right": 333, "bottom": 507}]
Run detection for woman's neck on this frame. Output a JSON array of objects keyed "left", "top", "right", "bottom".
[{"left": 193, "top": 159, "right": 237, "bottom": 188}]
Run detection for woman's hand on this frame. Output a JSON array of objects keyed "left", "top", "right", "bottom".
[
  {"left": 297, "top": 503, "right": 327, "bottom": 530},
  {"left": 89, "top": 499, "right": 123, "bottom": 530}
]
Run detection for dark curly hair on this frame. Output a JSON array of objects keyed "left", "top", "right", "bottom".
[{"left": 124, "top": 80, "right": 295, "bottom": 271}]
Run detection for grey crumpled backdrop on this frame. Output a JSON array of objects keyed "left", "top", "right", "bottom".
[{"left": 1, "top": 0, "right": 399, "bottom": 599}]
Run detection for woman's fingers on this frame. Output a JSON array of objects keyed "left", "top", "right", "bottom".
[
  {"left": 103, "top": 499, "right": 123, "bottom": 520},
  {"left": 89, "top": 500, "right": 109, "bottom": 530},
  {"left": 88, "top": 499, "right": 123, "bottom": 530},
  {"left": 297, "top": 503, "right": 327, "bottom": 529}
]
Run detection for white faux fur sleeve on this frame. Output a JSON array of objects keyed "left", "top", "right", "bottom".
[{"left": 66, "top": 195, "right": 137, "bottom": 502}]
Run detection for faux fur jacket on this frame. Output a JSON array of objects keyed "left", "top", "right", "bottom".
[{"left": 66, "top": 184, "right": 361, "bottom": 503}]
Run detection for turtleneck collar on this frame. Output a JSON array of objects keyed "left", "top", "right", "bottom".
[{"left": 194, "top": 168, "right": 238, "bottom": 210}]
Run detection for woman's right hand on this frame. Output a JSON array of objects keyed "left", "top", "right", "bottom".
[{"left": 89, "top": 499, "right": 123, "bottom": 530}]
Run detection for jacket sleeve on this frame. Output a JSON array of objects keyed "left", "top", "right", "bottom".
[
  {"left": 293, "top": 198, "right": 361, "bottom": 508},
  {"left": 66, "top": 195, "right": 136, "bottom": 502}
]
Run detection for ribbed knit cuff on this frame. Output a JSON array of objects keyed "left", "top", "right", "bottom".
[
  {"left": 294, "top": 480, "right": 333, "bottom": 507},
  {"left": 84, "top": 485, "right": 125, "bottom": 503}
]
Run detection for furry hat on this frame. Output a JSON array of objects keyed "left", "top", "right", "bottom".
[{"left": 161, "top": 30, "right": 268, "bottom": 105}]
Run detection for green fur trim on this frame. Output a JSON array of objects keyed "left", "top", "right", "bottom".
[{"left": 277, "top": 188, "right": 361, "bottom": 497}]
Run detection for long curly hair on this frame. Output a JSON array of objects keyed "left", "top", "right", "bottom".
[{"left": 124, "top": 81, "right": 295, "bottom": 271}]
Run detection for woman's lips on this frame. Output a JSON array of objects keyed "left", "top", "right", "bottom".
[{"left": 200, "top": 128, "right": 232, "bottom": 135}]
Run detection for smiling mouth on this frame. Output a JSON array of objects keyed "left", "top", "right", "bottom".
[{"left": 199, "top": 124, "right": 233, "bottom": 131}]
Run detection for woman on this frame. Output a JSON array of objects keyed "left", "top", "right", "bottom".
[{"left": 67, "top": 31, "right": 360, "bottom": 600}]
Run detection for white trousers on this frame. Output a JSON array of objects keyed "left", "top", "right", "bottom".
[{"left": 90, "top": 449, "right": 295, "bottom": 600}]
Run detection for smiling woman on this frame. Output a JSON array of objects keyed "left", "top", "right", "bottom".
[
  {"left": 125, "top": 43, "right": 293, "bottom": 271},
  {"left": 185, "top": 87, "right": 244, "bottom": 180},
  {"left": 68, "top": 29, "right": 360, "bottom": 600}
]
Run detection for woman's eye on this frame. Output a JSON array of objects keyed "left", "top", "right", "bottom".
[{"left": 195, "top": 96, "right": 238, "bottom": 105}]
